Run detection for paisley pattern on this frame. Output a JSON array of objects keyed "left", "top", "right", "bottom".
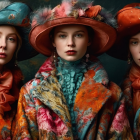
[{"left": 13, "top": 57, "right": 131, "bottom": 140}]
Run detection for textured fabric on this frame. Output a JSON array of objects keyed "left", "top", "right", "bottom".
[
  {"left": 13, "top": 56, "right": 131, "bottom": 140},
  {"left": 129, "top": 62, "right": 140, "bottom": 115},
  {"left": 121, "top": 75, "right": 140, "bottom": 139},
  {"left": 56, "top": 57, "right": 87, "bottom": 136},
  {"left": 0, "top": 66, "right": 23, "bottom": 140},
  {"left": 0, "top": 67, "right": 15, "bottom": 115}
]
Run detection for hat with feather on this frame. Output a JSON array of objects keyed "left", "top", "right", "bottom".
[
  {"left": 29, "top": 0, "right": 117, "bottom": 56},
  {"left": 107, "top": 3, "right": 140, "bottom": 60},
  {"left": 0, "top": 0, "right": 38, "bottom": 61}
]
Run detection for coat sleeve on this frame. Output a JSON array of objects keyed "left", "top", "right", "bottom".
[
  {"left": 12, "top": 86, "right": 39, "bottom": 140},
  {"left": 85, "top": 81, "right": 134, "bottom": 139},
  {"left": 107, "top": 82, "right": 134, "bottom": 139}
]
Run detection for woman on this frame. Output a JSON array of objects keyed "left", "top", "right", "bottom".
[
  {"left": 13, "top": 0, "right": 131, "bottom": 139},
  {"left": 0, "top": 1, "right": 36, "bottom": 139},
  {"left": 107, "top": 3, "right": 140, "bottom": 139}
]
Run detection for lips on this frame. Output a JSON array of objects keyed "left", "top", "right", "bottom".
[
  {"left": 66, "top": 50, "right": 77, "bottom": 55},
  {"left": 0, "top": 53, "right": 7, "bottom": 58}
]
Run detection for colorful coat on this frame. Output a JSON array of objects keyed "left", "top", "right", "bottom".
[
  {"left": 0, "top": 66, "right": 23, "bottom": 140},
  {"left": 13, "top": 57, "right": 132, "bottom": 140},
  {"left": 121, "top": 76, "right": 140, "bottom": 140}
]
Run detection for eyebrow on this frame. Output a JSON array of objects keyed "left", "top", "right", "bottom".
[
  {"left": 0, "top": 32, "right": 17, "bottom": 36},
  {"left": 130, "top": 37, "right": 139, "bottom": 40}
]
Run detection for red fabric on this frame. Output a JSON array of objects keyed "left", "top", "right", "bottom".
[
  {"left": 0, "top": 67, "right": 22, "bottom": 116},
  {"left": 129, "top": 62, "right": 140, "bottom": 115}
]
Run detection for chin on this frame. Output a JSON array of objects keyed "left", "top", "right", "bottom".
[{"left": 64, "top": 57, "right": 79, "bottom": 61}]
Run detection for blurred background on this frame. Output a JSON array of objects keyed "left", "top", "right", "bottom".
[{"left": 10, "top": 0, "right": 139, "bottom": 85}]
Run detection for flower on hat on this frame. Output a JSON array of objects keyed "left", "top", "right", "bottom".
[
  {"left": 85, "top": 5, "right": 102, "bottom": 18},
  {"left": 31, "top": 8, "right": 52, "bottom": 27},
  {"left": 54, "top": 0, "right": 72, "bottom": 18},
  {"left": 31, "top": 0, "right": 105, "bottom": 28}
]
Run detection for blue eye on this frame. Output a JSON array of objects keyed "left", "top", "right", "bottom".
[
  {"left": 131, "top": 41, "right": 138, "bottom": 45},
  {"left": 8, "top": 37, "right": 15, "bottom": 42},
  {"left": 59, "top": 34, "right": 66, "bottom": 38},
  {"left": 75, "top": 34, "right": 83, "bottom": 37}
]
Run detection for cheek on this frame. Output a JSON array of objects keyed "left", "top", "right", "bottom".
[
  {"left": 8, "top": 43, "right": 17, "bottom": 56},
  {"left": 129, "top": 47, "right": 138, "bottom": 57}
]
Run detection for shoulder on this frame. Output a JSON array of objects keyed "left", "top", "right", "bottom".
[{"left": 88, "top": 56, "right": 109, "bottom": 86}]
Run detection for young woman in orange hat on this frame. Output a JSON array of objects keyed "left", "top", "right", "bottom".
[
  {"left": 0, "top": 0, "right": 37, "bottom": 139},
  {"left": 107, "top": 3, "right": 140, "bottom": 139},
  {"left": 13, "top": 0, "right": 131, "bottom": 139}
]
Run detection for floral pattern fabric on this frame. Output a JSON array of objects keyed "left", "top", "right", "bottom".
[
  {"left": 120, "top": 76, "right": 140, "bottom": 140},
  {"left": 13, "top": 57, "right": 132, "bottom": 140}
]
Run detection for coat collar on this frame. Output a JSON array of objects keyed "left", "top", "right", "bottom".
[{"left": 32, "top": 57, "right": 111, "bottom": 135}]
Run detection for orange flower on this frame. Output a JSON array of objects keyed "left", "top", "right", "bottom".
[{"left": 85, "top": 5, "right": 102, "bottom": 18}]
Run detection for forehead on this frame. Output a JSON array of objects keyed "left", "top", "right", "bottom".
[
  {"left": 130, "top": 32, "right": 140, "bottom": 39},
  {"left": 54, "top": 24, "right": 88, "bottom": 33},
  {"left": 0, "top": 25, "right": 17, "bottom": 34}
]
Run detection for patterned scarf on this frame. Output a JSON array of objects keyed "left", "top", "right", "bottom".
[{"left": 0, "top": 67, "right": 21, "bottom": 116}]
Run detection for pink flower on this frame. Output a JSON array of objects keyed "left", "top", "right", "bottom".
[
  {"left": 54, "top": 1, "right": 71, "bottom": 18},
  {"left": 31, "top": 18, "right": 37, "bottom": 28},
  {"left": 37, "top": 108, "right": 68, "bottom": 136},
  {"left": 5, "top": 137, "right": 11, "bottom": 140},
  {"left": 38, "top": 58, "right": 54, "bottom": 73},
  {"left": 112, "top": 103, "right": 129, "bottom": 132},
  {"left": 78, "top": 9, "right": 86, "bottom": 17}
]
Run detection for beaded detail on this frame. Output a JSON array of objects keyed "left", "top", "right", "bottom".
[{"left": 56, "top": 57, "right": 87, "bottom": 136}]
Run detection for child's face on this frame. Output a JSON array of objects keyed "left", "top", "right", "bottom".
[
  {"left": 0, "top": 25, "right": 17, "bottom": 67},
  {"left": 52, "top": 24, "right": 90, "bottom": 61},
  {"left": 129, "top": 32, "right": 140, "bottom": 66}
]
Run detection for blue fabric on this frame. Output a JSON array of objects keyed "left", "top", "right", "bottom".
[
  {"left": 56, "top": 57, "right": 87, "bottom": 136},
  {"left": 0, "top": 2, "right": 31, "bottom": 25}
]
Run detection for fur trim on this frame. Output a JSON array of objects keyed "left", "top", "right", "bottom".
[
  {"left": 31, "top": 0, "right": 117, "bottom": 28},
  {"left": 0, "top": 0, "right": 11, "bottom": 10},
  {"left": 99, "top": 8, "right": 117, "bottom": 28},
  {"left": 31, "top": 7, "right": 52, "bottom": 27}
]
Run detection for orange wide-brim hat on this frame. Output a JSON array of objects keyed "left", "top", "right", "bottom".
[
  {"left": 29, "top": 0, "right": 117, "bottom": 56},
  {"left": 107, "top": 3, "right": 140, "bottom": 60}
]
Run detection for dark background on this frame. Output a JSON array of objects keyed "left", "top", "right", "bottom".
[{"left": 10, "top": 0, "right": 139, "bottom": 85}]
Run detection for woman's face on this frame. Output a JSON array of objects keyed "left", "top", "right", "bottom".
[
  {"left": 52, "top": 24, "right": 91, "bottom": 61},
  {"left": 0, "top": 25, "right": 18, "bottom": 68},
  {"left": 129, "top": 32, "right": 140, "bottom": 67}
]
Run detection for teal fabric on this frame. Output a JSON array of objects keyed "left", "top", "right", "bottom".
[
  {"left": 56, "top": 57, "right": 87, "bottom": 136},
  {"left": 0, "top": 2, "right": 31, "bottom": 25}
]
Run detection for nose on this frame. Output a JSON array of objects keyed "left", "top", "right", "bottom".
[
  {"left": 67, "top": 36, "right": 75, "bottom": 47},
  {"left": 0, "top": 37, "right": 6, "bottom": 49}
]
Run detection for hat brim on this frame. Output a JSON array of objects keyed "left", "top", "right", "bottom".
[
  {"left": 29, "top": 17, "right": 116, "bottom": 56},
  {"left": 107, "top": 5, "right": 140, "bottom": 60},
  {"left": 107, "top": 20, "right": 140, "bottom": 60},
  {"left": 107, "top": 25, "right": 140, "bottom": 60}
]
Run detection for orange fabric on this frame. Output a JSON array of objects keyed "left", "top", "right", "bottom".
[
  {"left": 0, "top": 68, "right": 16, "bottom": 116},
  {"left": 129, "top": 62, "right": 140, "bottom": 115},
  {"left": 85, "top": 5, "right": 102, "bottom": 18}
]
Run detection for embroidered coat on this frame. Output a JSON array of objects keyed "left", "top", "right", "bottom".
[
  {"left": 13, "top": 57, "right": 132, "bottom": 140},
  {"left": 120, "top": 76, "right": 140, "bottom": 140}
]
